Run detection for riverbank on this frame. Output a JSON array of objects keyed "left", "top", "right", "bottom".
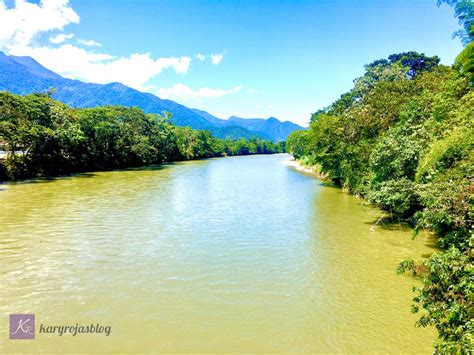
[
  {"left": 282, "top": 156, "right": 328, "bottom": 180},
  {"left": 0, "top": 92, "right": 285, "bottom": 181}
]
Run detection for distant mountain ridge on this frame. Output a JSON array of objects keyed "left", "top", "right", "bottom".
[
  {"left": 227, "top": 116, "right": 302, "bottom": 142},
  {"left": 0, "top": 51, "right": 304, "bottom": 141}
]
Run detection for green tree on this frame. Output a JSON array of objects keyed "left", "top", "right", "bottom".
[{"left": 287, "top": 49, "right": 473, "bottom": 351}]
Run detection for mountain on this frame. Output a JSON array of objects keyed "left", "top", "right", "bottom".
[
  {"left": 7, "top": 55, "right": 62, "bottom": 79},
  {"left": 0, "top": 51, "right": 304, "bottom": 141},
  {"left": 0, "top": 52, "right": 214, "bottom": 130},
  {"left": 227, "top": 116, "right": 303, "bottom": 142}
]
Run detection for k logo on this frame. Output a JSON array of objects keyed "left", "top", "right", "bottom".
[{"left": 9, "top": 314, "right": 35, "bottom": 340}]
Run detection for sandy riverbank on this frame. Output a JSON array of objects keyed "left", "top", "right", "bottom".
[{"left": 282, "top": 156, "right": 327, "bottom": 179}]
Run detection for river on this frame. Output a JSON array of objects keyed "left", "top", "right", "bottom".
[{"left": 0, "top": 153, "right": 436, "bottom": 353}]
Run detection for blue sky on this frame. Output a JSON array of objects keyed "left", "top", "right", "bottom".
[{"left": 0, "top": 0, "right": 464, "bottom": 126}]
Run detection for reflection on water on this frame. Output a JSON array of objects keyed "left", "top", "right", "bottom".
[{"left": 0, "top": 154, "right": 436, "bottom": 353}]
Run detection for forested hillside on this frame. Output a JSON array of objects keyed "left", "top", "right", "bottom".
[
  {"left": 0, "top": 52, "right": 303, "bottom": 142},
  {"left": 287, "top": 2, "right": 473, "bottom": 351},
  {"left": 0, "top": 92, "right": 284, "bottom": 181}
]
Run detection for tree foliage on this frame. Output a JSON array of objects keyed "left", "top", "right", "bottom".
[
  {"left": 287, "top": 49, "right": 473, "bottom": 352},
  {"left": 0, "top": 93, "right": 284, "bottom": 181},
  {"left": 397, "top": 247, "right": 473, "bottom": 353},
  {"left": 438, "top": 0, "right": 474, "bottom": 45}
]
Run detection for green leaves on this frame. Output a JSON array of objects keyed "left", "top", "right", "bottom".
[
  {"left": 455, "top": 42, "right": 474, "bottom": 85},
  {"left": 416, "top": 128, "right": 473, "bottom": 183},
  {"left": 287, "top": 50, "right": 473, "bottom": 351},
  {"left": 437, "top": 0, "right": 474, "bottom": 46},
  {"left": 0, "top": 92, "right": 283, "bottom": 180},
  {"left": 398, "top": 247, "right": 473, "bottom": 353},
  {"left": 286, "top": 130, "right": 312, "bottom": 159},
  {"left": 368, "top": 178, "right": 418, "bottom": 215}
]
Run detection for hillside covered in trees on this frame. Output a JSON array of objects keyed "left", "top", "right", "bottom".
[
  {"left": 0, "top": 51, "right": 303, "bottom": 142},
  {"left": 0, "top": 92, "right": 284, "bottom": 181},
  {"left": 287, "top": 2, "right": 473, "bottom": 352}
]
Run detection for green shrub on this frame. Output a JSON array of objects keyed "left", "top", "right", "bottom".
[
  {"left": 4, "top": 155, "right": 35, "bottom": 180},
  {"left": 368, "top": 178, "right": 418, "bottom": 215},
  {"left": 397, "top": 247, "right": 474, "bottom": 354},
  {"left": 416, "top": 128, "right": 473, "bottom": 183}
]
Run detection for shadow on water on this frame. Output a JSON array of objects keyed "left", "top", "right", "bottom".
[
  {"left": 366, "top": 215, "right": 439, "bottom": 250},
  {"left": 300, "top": 168, "right": 440, "bottom": 254},
  {"left": 365, "top": 215, "right": 409, "bottom": 229},
  {"left": 124, "top": 164, "right": 171, "bottom": 172},
  {"left": 0, "top": 172, "right": 98, "bottom": 186},
  {"left": 0, "top": 163, "right": 174, "bottom": 186},
  {"left": 419, "top": 234, "right": 438, "bottom": 250}
]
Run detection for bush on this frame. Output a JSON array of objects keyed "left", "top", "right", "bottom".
[
  {"left": 4, "top": 155, "right": 35, "bottom": 180},
  {"left": 397, "top": 247, "right": 474, "bottom": 354},
  {"left": 416, "top": 128, "right": 473, "bottom": 183},
  {"left": 368, "top": 178, "right": 418, "bottom": 215},
  {"left": 415, "top": 176, "right": 473, "bottom": 250}
]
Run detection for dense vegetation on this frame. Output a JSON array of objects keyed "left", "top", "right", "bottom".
[
  {"left": 0, "top": 92, "right": 284, "bottom": 181},
  {"left": 287, "top": 2, "right": 473, "bottom": 352}
]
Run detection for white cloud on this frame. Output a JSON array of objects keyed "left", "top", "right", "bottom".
[
  {"left": 77, "top": 39, "right": 102, "bottom": 47},
  {"left": 49, "top": 32, "right": 74, "bottom": 44},
  {"left": 9, "top": 44, "right": 191, "bottom": 90},
  {"left": 211, "top": 53, "right": 224, "bottom": 65},
  {"left": 247, "top": 88, "right": 258, "bottom": 94},
  {"left": 0, "top": 0, "right": 80, "bottom": 47},
  {"left": 196, "top": 52, "right": 225, "bottom": 65},
  {"left": 0, "top": 0, "right": 191, "bottom": 91},
  {"left": 157, "top": 84, "right": 242, "bottom": 100},
  {"left": 0, "top": 1, "right": 235, "bottom": 96}
]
